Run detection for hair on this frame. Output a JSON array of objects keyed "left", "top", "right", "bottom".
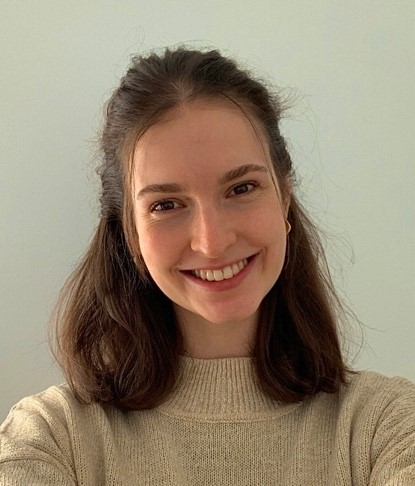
[{"left": 51, "top": 46, "right": 352, "bottom": 410}]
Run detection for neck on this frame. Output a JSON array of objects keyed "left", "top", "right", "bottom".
[
  {"left": 175, "top": 307, "right": 257, "bottom": 359},
  {"left": 157, "top": 356, "right": 293, "bottom": 420}
]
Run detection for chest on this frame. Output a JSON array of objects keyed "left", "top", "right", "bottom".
[{"left": 72, "top": 410, "right": 369, "bottom": 485}]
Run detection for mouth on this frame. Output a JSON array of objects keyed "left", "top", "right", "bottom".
[{"left": 188, "top": 256, "right": 252, "bottom": 282}]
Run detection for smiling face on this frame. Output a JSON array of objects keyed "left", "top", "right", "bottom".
[{"left": 132, "top": 100, "right": 289, "bottom": 332}]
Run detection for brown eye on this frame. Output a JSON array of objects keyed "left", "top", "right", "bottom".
[
  {"left": 151, "top": 200, "right": 180, "bottom": 212},
  {"left": 229, "top": 182, "right": 256, "bottom": 196}
]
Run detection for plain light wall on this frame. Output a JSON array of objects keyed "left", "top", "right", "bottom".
[{"left": 1, "top": 1, "right": 414, "bottom": 421}]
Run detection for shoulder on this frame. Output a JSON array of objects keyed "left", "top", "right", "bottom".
[
  {"left": 308, "top": 370, "right": 415, "bottom": 445},
  {"left": 4, "top": 384, "right": 81, "bottom": 417},
  {"left": 345, "top": 370, "right": 415, "bottom": 434},
  {"left": 2, "top": 384, "right": 78, "bottom": 433},
  {"left": 305, "top": 371, "right": 415, "bottom": 482},
  {"left": 339, "top": 370, "right": 415, "bottom": 411},
  {"left": 0, "top": 385, "right": 128, "bottom": 483},
  {"left": 341, "top": 371, "right": 415, "bottom": 482},
  {"left": 336, "top": 371, "right": 415, "bottom": 465},
  {"left": 319, "top": 370, "right": 415, "bottom": 426},
  {"left": 0, "top": 384, "right": 119, "bottom": 465},
  {"left": 1, "top": 384, "right": 124, "bottom": 440},
  {"left": 345, "top": 369, "right": 415, "bottom": 394},
  {"left": 2, "top": 385, "right": 92, "bottom": 436}
]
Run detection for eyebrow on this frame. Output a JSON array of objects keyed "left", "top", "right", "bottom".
[
  {"left": 218, "top": 163, "right": 267, "bottom": 184},
  {"left": 136, "top": 163, "right": 268, "bottom": 199}
]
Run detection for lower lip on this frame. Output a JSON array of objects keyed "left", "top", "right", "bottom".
[{"left": 180, "top": 255, "right": 257, "bottom": 291}]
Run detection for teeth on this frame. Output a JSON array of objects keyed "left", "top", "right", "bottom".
[
  {"left": 191, "top": 258, "right": 249, "bottom": 281},
  {"left": 223, "top": 266, "right": 233, "bottom": 279}
]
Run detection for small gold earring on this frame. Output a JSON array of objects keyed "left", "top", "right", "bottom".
[{"left": 284, "top": 219, "right": 291, "bottom": 235}]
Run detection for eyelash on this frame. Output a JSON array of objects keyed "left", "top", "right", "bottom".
[
  {"left": 227, "top": 181, "right": 258, "bottom": 197},
  {"left": 150, "top": 200, "right": 182, "bottom": 213},
  {"left": 150, "top": 181, "right": 258, "bottom": 213}
]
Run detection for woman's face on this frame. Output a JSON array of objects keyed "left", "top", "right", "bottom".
[{"left": 133, "top": 101, "right": 289, "bottom": 328}]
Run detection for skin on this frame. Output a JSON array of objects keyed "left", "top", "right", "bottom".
[{"left": 133, "top": 100, "right": 289, "bottom": 358}]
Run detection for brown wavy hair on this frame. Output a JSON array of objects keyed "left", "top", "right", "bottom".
[{"left": 51, "top": 46, "right": 351, "bottom": 410}]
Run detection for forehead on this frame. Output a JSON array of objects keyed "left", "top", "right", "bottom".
[{"left": 132, "top": 101, "right": 271, "bottom": 185}]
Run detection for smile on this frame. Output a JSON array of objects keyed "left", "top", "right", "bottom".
[{"left": 190, "top": 258, "right": 249, "bottom": 281}]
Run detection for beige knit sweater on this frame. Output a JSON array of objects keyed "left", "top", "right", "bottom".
[{"left": 1, "top": 357, "right": 415, "bottom": 485}]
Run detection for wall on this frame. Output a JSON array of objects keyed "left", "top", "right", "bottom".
[{"left": 1, "top": 0, "right": 414, "bottom": 420}]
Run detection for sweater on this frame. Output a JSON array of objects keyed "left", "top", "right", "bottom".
[{"left": 1, "top": 357, "right": 415, "bottom": 485}]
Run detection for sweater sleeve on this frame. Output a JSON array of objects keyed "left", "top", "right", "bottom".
[
  {"left": 369, "top": 376, "right": 415, "bottom": 486},
  {"left": 0, "top": 389, "right": 77, "bottom": 485}
]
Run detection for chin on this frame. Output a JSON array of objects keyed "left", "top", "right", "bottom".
[{"left": 199, "top": 306, "right": 259, "bottom": 326}]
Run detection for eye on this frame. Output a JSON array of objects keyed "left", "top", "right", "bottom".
[
  {"left": 228, "top": 182, "right": 257, "bottom": 196},
  {"left": 151, "top": 200, "right": 182, "bottom": 212}
]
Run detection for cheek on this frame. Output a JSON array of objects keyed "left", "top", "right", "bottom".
[
  {"left": 134, "top": 216, "right": 158, "bottom": 268},
  {"left": 251, "top": 203, "right": 285, "bottom": 241},
  {"left": 138, "top": 230, "right": 161, "bottom": 267},
  {"left": 257, "top": 210, "right": 287, "bottom": 267},
  {"left": 137, "top": 223, "right": 182, "bottom": 276}
]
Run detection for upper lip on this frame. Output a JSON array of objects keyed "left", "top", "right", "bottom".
[{"left": 180, "top": 254, "right": 256, "bottom": 272}]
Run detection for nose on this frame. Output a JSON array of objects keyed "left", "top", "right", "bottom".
[{"left": 190, "top": 205, "right": 237, "bottom": 258}]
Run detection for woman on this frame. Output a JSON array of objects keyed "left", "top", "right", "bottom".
[{"left": 1, "top": 47, "right": 414, "bottom": 485}]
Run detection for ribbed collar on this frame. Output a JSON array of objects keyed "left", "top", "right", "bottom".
[{"left": 156, "top": 356, "right": 297, "bottom": 422}]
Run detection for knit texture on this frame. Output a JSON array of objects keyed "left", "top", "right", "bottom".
[{"left": 1, "top": 357, "right": 415, "bottom": 485}]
